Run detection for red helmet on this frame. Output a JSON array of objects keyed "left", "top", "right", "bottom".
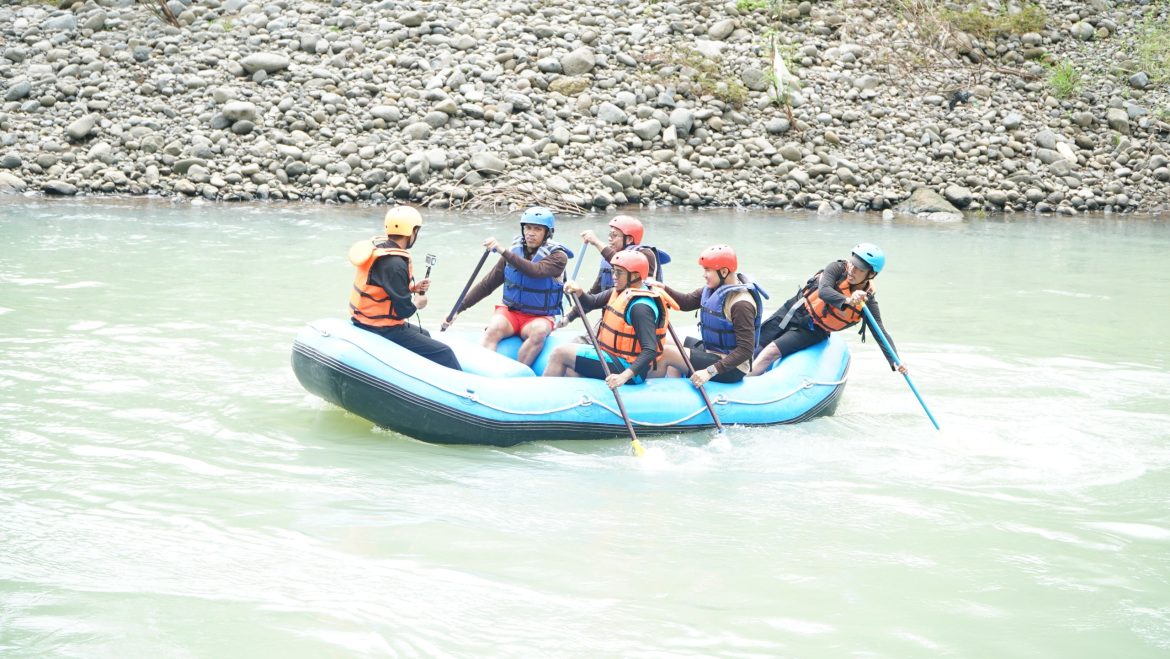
[
  {"left": 608, "top": 215, "right": 643, "bottom": 245},
  {"left": 698, "top": 244, "right": 737, "bottom": 272},
  {"left": 610, "top": 250, "right": 649, "bottom": 281}
]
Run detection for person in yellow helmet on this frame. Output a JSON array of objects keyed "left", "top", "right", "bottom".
[{"left": 348, "top": 206, "right": 461, "bottom": 370}]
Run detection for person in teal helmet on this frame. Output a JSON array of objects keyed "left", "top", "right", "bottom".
[
  {"left": 448, "top": 206, "right": 574, "bottom": 366},
  {"left": 751, "top": 243, "right": 906, "bottom": 376}
]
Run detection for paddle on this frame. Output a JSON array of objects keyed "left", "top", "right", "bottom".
[
  {"left": 570, "top": 291, "right": 645, "bottom": 457},
  {"left": 570, "top": 240, "right": 589, "bottom": 281},
  {"left": 665, "top": 324, "right": 725, "bottom": 434},
  {"left": 441, "top": 248, "right": 491, "bottom": 332},
  {"left": 859, "top": 302, "right": 940, "bottom": 430}
]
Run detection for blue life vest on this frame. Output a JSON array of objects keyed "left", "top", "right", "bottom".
[
  {"left": 598, "top": 244, "right": 672, "bottom": 288},
  {"left": 698, "top": 273, "right": 768, "bottom": 354},
  {"left": 502, "top": 236, "right": 574, "bottom": 316}
]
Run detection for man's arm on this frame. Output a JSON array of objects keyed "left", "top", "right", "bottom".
[
  {"left": 863, "top": 296, "right": 899, "bottom": 369},
  {"left": 815, "top": 260, "right": 851, "bottom": 309},
  {"left": 457, "top": 258, "right": 506, "bottom": 312},
  {"left": 662, "top": 285, "right": 702, "bottom": 312},
  {"left": 498, "top": 249, "right": 568, "bottom": 278}
]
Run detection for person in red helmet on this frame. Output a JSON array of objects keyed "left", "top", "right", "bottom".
[
  {"left": 653, "top": 244, "right": 767, "bottom": 386},
  {"left": 543, "top": 251, "right": 675, "bottom": 389},
  {"left": 349, "top": 206, "right": 461, "bottom": 370},
  {"left": 579, "top": 214, "right": 671, "bottom": 294},
  {"left": 751, "top": 243, "right": 905, "bottom": 376}
]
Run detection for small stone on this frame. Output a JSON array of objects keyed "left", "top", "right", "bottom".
[
  {"left": 1071, "top": 22, "right": 1095, "bottom": 41},
  {"left": 65, "top": 114, "right": 99, "bottom": 141},
  {"left": 240, "top": 53, "right": 290, "bottom": 74},
  {"left": 1106, "top": 108, "right": 1130, "bottom": 135},
  {"left": 560, "top": 47, "right": 596, "bottom": 77},
  {"left": 708, "top": 19, "right": 736, "bottom": 40},
  {"left": 4, "top": 80, "right": 32, "bottom": 102}
]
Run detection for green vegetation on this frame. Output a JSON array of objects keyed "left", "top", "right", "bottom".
[
  {"left": 1047, "top": 60, "right": 1082, "bottom": 98},
  {"left": 736, "top": 0, "right": 783, "bottom": 13},
  {"left": 1136, "top": 14, "right": 1170, "bottom": 82},
  {"left": 943, "top": 2, "right": 1046, "bottom": 39},
  {"left": 643, "top": 47, "right": 750, "bottom": 107}
]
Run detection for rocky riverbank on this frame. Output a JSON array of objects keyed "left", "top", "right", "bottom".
[{"left": 1, "top": 0, "right": 1168, "bottom": 216}]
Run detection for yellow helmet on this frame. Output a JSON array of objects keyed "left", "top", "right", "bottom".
[{"left": 384, "top": 206, "right": 423, "bottom": 237}]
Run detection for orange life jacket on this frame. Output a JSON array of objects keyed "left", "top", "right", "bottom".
[
  {"left": 596, "top": 288, "right": 672, "bottom": 362},
  {"left": 801, "top": 265, "right": 873, "bottom": 332},
  {"left": 349, "top": 238, "right": 412, "bottom": 328}
]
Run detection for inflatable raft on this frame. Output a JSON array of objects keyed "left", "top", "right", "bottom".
[{"left": 291, "top": 317, "right": 850, "bottom": 446}]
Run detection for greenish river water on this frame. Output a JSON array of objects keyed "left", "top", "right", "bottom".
[{"left": 2, "top": 197, "right": 1169, "bottom": 657}]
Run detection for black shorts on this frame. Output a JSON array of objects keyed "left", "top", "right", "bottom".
[
  {"left": 683, "top": 337, "right": 745, "bottom": 383},
  {"left": 571, "top": 346, "right": 644, "bottom": 384}
]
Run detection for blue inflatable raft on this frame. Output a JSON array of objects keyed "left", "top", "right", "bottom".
[{"left": 291, "top": 317, "right": 850, "bottom": 446}]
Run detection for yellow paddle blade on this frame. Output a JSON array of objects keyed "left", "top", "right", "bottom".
[{"left": 631, "top": 439, "right": 645, "bottom": 457}]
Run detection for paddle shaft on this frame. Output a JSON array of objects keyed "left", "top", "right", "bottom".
[
  {"left": 441, "top": 248, "right": 491, "bottom": 331},
  {"left": 570, "top": 240, "right": 589, "bottom": 281},
  {"left": 665, "top": 324, "right": 725, "bottom": 433},
  {"left": 859, "top": 303, "right": 940, "bottom": 430},
  {"left": 570, "top": 291, "right": 643, "bottom": 454}
]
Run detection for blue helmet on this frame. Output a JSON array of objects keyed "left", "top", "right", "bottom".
[
  {"left": 851, "top": 242, "right": 885, "bottom": 274},
  {"left": 520, "top": 206, "right": 555, "bottom": 238}
]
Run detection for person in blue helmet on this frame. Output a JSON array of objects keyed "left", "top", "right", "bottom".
[
  {"left": 447, "top": 207, "right": 574, "bottom": 366},
  {"left": 750, "top": 243, "right": 907, "bottom": 376}
]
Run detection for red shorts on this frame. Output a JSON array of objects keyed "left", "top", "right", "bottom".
[{"left": 494, "top": 305, "right": 555, "bottom": 335}]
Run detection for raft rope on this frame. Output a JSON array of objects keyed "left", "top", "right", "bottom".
[{"left": 310, "top": 323, "right": 847, "bottom": 426}]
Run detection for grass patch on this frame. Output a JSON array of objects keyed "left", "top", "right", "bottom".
[
  {"left": 1047, "top": 60, "right": 1082, "bottom": 98},
  {"left": 1137, "top": 15, "right": 1170, "bottom": 82},
  {"left": 736, "top": 0, "right": 783, "bottom": 14},
  {"left": 944, "top": 2, "right": 1046, "bottom": 39},
  {"left": 643, "top": 47, "right": 750, "bottom": 108}
]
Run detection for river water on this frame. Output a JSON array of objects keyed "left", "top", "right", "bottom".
[{"left": 2, "top": 197, "right": 1168, "bottom": 657}]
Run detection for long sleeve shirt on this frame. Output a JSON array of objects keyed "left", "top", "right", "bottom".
[
  {"left": 663, "top": 285, "right": 757, "bottom": 375},
  {"left": 573, "top": 289, "right": 660, "bottom": 378},
  {"left": 458, "top": 244, "right": 569, "bottom": 313},
  {"left": 814, "top": 260, "right": 898, "bottom": 369},
  {"left": 366, "top": 251, "right": 416, "bottom": 320}
]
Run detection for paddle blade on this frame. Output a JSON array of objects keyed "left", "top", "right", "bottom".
[{"left": 631, "top": 438, "right": 645, "bottom": 457}]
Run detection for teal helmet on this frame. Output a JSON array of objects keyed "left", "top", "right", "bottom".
[
  {"left": 851, "top": 243, "right": 885, "bottom": 274},
  {"left": 520, "top": 206, "right": 555, "bottom": 238}
]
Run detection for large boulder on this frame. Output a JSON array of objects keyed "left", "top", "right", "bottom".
[{"left": 896, "top": 187, "right": 964, "bottom": 221}]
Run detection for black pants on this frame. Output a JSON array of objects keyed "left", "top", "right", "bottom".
[
  {"left": 758, "top": 308, "right": 829, "bottom": 361},
  {"left": 683, "top": 336, "right": 745, "bottom": 383},
  {"left": 357, "top": 322, "right": 462, "bottom": 371}
]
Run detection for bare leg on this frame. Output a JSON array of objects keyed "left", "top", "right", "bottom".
[
  {"left": 647, "top": 344, "right": 688, "bottom": 378},
  {"left": 749, "top": 342, "right": 781, "bottom": 376},
  {"left": 542, "top": 344, "right": 576, "bottom": 377},
  {"left": 516, "top": 319, "right": 553, "bottom": 366},
  {"left": 481, "top": 313, "right": 515, "bottom": 352}
]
